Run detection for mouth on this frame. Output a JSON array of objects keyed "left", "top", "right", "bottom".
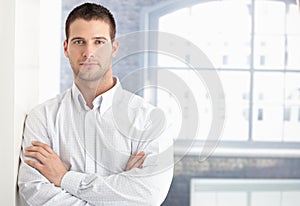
[{"left": 80, "top": 62, "right": 98, "bottom": 66}]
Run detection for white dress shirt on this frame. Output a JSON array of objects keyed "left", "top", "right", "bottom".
[{"left": 18, "top": 77, "right": 174, "bottom": 206}]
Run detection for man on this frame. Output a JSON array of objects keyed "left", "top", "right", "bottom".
[{"left": 18, "top": 3, "right": 173, "bottom": 206}]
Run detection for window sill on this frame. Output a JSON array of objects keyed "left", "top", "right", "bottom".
[{"left": 174, "top": 140, "right": 300, "bottom": 158}]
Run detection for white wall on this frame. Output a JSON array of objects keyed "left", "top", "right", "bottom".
[
  {"left": 39, "top": 1, "right": 61, "bottom": 103},
  {"left": 0, "top": 0, "right": 61, "bottom": 204},
  {"left": 0, "top": 0, "right": 16, "bottom": 205}
]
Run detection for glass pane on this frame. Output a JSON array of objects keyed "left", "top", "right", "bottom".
[
  {"left": 219, "top": 0, "right": 251, "bottom": 69},
  {"left": 191, "top": 192, "right": 217, "bottom": 206},
  {"left": 286, "top": 4, "right": 300, "bottom": 71},
  {"left": 157, "top": 53, "right": 188, "bottom": 68},
  {"left": 282, "top": 191, "right": 300, "bottom": 206},
  {"left": 156, "top": 69, "right": 213, "bottom": 140},
  {"left": 187, "top": 1, "right": 224, "bottom": 69},
  {"left": 286, "top": 36, "right": 300, "bottom": 70},
  {"left": 254, "top": 35, "right": 285, "bottom": 70},
  {"left": 217, "top": 192, "right": 247, "bottom": 206},
  {"left": 220, "top": 0, "right": 252, "bottom": 35},
  {"left": 219, "top": 71, "right": 250, "bottom": 141},
  {"left": 215, "top": 35, "right": 251, "bottom": 69},
  {"left": 287, "top": 4, "right": 300, "bottom": 35},
  {"left": 253, "top": 72, "right": 284, "bottom": 141},
  {"left": 284, "top": 73, "right": 300, "bottom": 142},
  {"left": 254, "top": 0, "right": 286, "bottom": 70},
  {"left": 251, "top": 192, "right": 281, "bottom": 206},
  {"left": 254, "top": 0, "right": 285, "bottom": 35},
  {"left": 158, "top": 0, "right": 252, "bottom": 69},
  {"left": 159, "top": 7, "right": 190, "bottom": 40}
]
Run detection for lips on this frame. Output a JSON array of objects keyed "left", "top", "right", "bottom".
[
  {"left": 80, "top": 62, "right": 98, "bottom": 66},
  {"left": 81, "top": 63, "right": 97, "bottom": 65}
]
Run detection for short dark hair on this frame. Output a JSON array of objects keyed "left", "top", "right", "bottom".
[{"left": 65, "top": 3, "right": 116, "bottom": 42}]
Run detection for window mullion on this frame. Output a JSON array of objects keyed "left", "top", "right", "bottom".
[{"left": 249, "top": 0, "right": 256, "bottom": 142}]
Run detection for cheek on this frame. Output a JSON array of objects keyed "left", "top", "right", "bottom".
[
  {"left": 96, "top": 46, "right": 112, "bottom": 61},
  {"left": 67, "top": 51, "right": 79, "bottom": 68},
  {"left": 68, "top": 49, "right": 82, "bottom": 61}
]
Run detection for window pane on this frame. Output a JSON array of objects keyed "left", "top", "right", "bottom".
[
  {"left": 158, "top": 0, "right": 251, "bottom": 69},
  {"left": 217, "top": 192, "right": 247, "bottom": 206},
  {"left": 254, "top": 35, "right": 285, "bottom": 70},
  {"left": 254, "top": 0, "right": 285, "bottom": 35},
  {"left": 284, "top": 73, "right": 300, "bottom": 142},
  {"left": 282, "top": 192, "right": 300, "bottom": 206},
  {"left": 219, "top": 0, "right": 251, "bottom": 69},
  {"left": 254, "top": 0, "right": 286, "bottom": 70},
  {"left": 157, "top": 54, "right": 187, "bottom": 68},
  {"left": 219, "top": 71, "right": 250, "bottom": 141},
  {"left": 253, "top": 72, "right": 284, "bottom": 141},
  {"left": 251, "top": 192, "right": 281, "bottom": 206},
  {"left": 159, "top": 7, "right": 190, "bottom": 40},
  {"left": 156, "top": 69, "right": 212, "bottom": 140},
  {"left": 286, "top": 1, "right": 300, "bottom": 70},
  {"left": 190, "top": 192, "right": 217, "bottom": 206},
  {"left": 287, "top": 4, "right": 300, "bottom": 35},
  {"left": 286, "top": 36, "right": 300, "bottom": 70}
]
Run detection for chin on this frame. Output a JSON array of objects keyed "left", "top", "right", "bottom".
[{"left": 78, "top": 72, "right": 106, "bottom": 82}]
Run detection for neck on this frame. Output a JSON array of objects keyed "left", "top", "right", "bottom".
[{"left": 75, "top": 70, "right": 115, "bottom": 109}]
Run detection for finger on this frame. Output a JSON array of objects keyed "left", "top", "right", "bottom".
[
  {"left": 127, "top": 151, "right": 141, "bottom": 163},
  {"left": 31, "top": 141, "right": 53, "bottom": 154},
  {"left": 126, "top": 155, "right": 142, "bottom": 171},
  {"left": 25, "top": 146, "right": 49, "bottom": 157},
  {"left": 125, "top": 154, "right": 138, "bottom": 171},
  {"left": 129, "top": 152, "right": 144, "bottom": 164},
  {"left": 24, "top": 151, "right": 46, "bottom": 163},
  {"left": 128, "top": 154, "right": 146, "bottom": 170},
  {"left": 132, "top": 154, "right": 146, "bottom": 169},
  {"left": 126, "top": 152, "right": 145, "bottom": 170},
  {"left": 25, "top": 159, "right": 43, "bottom": 171}
]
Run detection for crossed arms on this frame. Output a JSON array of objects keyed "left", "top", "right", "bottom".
[
  {"left": 18, "top": 109, "right": 174, "bottom": 206},
  {"left": 24, "top": 141, "right": 146, "bottom": 187}
]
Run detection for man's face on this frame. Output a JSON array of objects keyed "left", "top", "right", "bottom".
[{"left": 64, "top": 19, "right": 118, "bottom": 82}]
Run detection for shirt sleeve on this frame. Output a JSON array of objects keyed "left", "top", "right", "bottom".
[
  {"left": 18, "top": 108, "right": 92, "bottom": 206},
  {"left": 61, "top": 108, "right": 174, "bottom": 206},
  {"left": 61, "top": 145, "right": 173, "bottom": 206}
]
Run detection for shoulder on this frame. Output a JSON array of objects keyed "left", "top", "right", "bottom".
[
  {"left": 116, "top": 89, "right": 160, "bottom": 118},
  {"left": 114, "top": 88, "right": 167, "bottom": 136},
  {"left": 26, "top": 88, "right": 72, "bottom": 120},
  {"left": 117, "top": 89, "right": 156, "bottom": 111}
]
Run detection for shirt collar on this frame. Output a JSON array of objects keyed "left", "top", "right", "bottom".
[
  {"left": 100, "top": 76, "right": 121, "bottom": 114},
  {"left": 71, "top": 76, "right": 121, "bottom": 113}
]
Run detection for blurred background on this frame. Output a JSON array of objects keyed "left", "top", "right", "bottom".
[{"left": 1, "top": 0, "right": 300, "bottom": 205}]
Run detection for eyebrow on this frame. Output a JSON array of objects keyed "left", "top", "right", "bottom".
[{"left": 70, "top": 36, "right": 109, "bottom": 42}]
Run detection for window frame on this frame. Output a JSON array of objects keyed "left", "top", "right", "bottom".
[{"left": 140, "top": 0, "right": 300, "bottom": 157}]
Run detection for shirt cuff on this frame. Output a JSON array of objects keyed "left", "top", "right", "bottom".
[{"left": 61, "top": 171, "right": 85, "bottom": 196}]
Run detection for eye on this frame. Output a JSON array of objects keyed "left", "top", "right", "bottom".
[
  {"left": 73, "top": 40, "right": 84, "bottom": 45},
  {"left": 95, "top": 40, "right": 106, "bottom": 45}
]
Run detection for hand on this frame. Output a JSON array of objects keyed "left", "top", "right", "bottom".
[
  {"left": 125, "top": 151, "right": 146, "bottom": 171},
  {"left": 24, "top": 141, "right": 67, "bottom": 187}
]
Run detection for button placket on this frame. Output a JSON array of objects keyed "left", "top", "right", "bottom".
[{"left": 84, "top": 110, "right": 97, "bottom": 173}]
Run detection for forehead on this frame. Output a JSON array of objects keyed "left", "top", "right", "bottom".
[{"left": 68, "top": 19, "right": 111, "bottom": 40}]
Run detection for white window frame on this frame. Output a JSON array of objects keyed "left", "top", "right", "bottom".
[{"left": 140, "top": 0, "right": 300, "bottom": 157}]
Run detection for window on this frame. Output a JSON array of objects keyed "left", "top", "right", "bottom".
[
  {"left": 190, "top": 178, "right": 300, "bottom": 206},
  {"left": 143, "top": 0, "right": 300, "bottom": 153}
]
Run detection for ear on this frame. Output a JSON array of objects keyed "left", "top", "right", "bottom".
[
  {"left": 112, "top": 40, "right": 119, "bottom": 57},
  {"left": 63, "top": 40, "right": 69, "bottom": 58}
]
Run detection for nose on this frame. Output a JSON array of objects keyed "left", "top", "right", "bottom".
[{"left": 82, "top": 43, "right": 96, "bottom": 59}]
